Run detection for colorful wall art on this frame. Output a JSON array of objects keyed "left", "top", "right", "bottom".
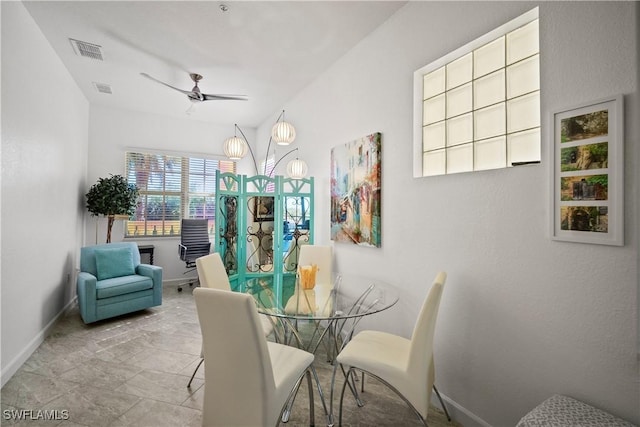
[{"left": 330, "top": 132, "right": 382, "bottom": 247}]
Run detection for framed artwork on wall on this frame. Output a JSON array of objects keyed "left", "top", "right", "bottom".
[
  {"left": 550, "top": 95, "right": 624, "bottom": 246},
  {"left": 253, "top": 196, "right": 275, "bottom": 222},
  {"left": 330, "top": 132, "right": 382, "bottom": 247}
]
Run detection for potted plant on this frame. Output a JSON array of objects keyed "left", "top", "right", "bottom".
[{"left": 86, "top": 174, "right": 139, "bottom": 243}]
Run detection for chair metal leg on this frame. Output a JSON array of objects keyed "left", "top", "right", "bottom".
[
  {"left": 280, "top": 368, "right": 318, "bottom": 427},
  {"left": 281, "top": 372, "right": 305, "bottom": 424},
  {"left": 329, "top": 361, "right": 363, "bottom": 426},
  {"left": 309, "top": 365, "right": 330, "bottom": 426},
  {"left": 338, "top": 367, "right": 427, "bottom": 427},
  {"left": 306, "top": 369, "right": 315, "bottom": 427},
  {"left": 329, "top": 363, "right": 338, "bottom": 426},
  {"left": 331, "top": 362, "right": 363, "bottom": 419},
  {"left": 433, "top": 384, "right": 451, "bottom": 422},
  {"left": 281, "top": 366, "right": 329, "bottom": 425},
  {"left": 177, "top": 265, "right": 198, "bottom": 292},
  {"left": 355, "top": 370, "right": 452, "bottom": 422},
  {"left": 187, "top": 358, "right": 204, "bottom": 388}
]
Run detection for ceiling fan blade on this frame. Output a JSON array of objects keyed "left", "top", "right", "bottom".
[
  {"left": 140, "top": 73, "right": 192, "bottom": 96},
  {"left": 202, "top": 93, "right": 249, "bottom": 101},
  {"left": 141, "top": 72, "right": 248, "bottom": 102}
]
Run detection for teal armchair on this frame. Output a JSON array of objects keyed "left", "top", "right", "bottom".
[{"left": 77, "top": 242, "right": 163, "bottom": 324}]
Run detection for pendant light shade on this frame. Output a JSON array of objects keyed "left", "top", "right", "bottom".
[
  {"left": 271, "top": 121, "right": 296, "bottom": 146},
  {"left": 223, "top": 136, "right": 248, "bottom": 160},
  {"left": 286, "top": 158, "right": 308, "bottom": 179}
]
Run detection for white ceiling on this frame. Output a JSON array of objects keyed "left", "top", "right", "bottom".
[{"left": 23, "top": 1, "right": 406, "bottom": 127}]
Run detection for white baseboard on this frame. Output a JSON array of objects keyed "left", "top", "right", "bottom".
[
  {"left": 164, "top": 277, "right": 197, "bottom": 285},
  {"left": 431, "top": 389, "right": 493, "bottom": 427},
  {"left": 1, "top": 297, "right": 77, "bottom": 388}
]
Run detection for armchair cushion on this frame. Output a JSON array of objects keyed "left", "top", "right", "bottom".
[
  {"left": 94, "top": 246, "right": 135, "bottom": 280},
  {"left": 96, "top": 275, "right": 153, "bottom": 299}
]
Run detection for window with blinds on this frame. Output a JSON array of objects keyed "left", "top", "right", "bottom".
[{"left": 125, "top": 152, "right": 235, "bottom": 237}]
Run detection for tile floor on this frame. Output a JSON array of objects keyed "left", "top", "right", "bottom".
[{"left": 1, "top": 284, "right": 460, "bottom": 426}]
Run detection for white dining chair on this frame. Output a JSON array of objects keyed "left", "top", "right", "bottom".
[
  {"left": 194, "top": 287, "right": 317, "bottom": 427},
  {"left": 335, "top": 272, "right": 447, "bottom": 426},
  {"left": 187, "top": 252, "right": 275, "bottom": 387}
]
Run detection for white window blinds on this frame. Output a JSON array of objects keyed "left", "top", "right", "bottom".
[{"left": 125, "top": 152, "right": 235, "bottom": 237}]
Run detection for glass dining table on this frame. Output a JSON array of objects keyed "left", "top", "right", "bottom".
[
  {"left": 243, "top": 273, "right": 399, "bottom": 357},
  {"left": 239, "top": 273, "right": 399, "bottom": 425}
]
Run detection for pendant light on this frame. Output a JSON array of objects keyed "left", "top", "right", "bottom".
[
  {"left": 286, "top": 158, "right": 308, "bottom": 179},
  {"left": 271, "top": 120, "right": 296, "bottom": 145},
  {"left": 223, "top": 135, "right": 248, "bottom": 160}
]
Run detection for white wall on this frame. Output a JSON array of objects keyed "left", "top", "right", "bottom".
[
  {"left": 1, "top": 2, "right": 88, "bottom": 386},
  {"left": 87, "top": 105, "right": 256, "bottom": 282},
  {"left": 257, "top": 1, "right": 639, "bottom": 425}
]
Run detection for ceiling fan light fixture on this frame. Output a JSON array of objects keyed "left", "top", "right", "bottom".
[
  {"left": 224, "top": 136, "right": 248, "bottom": 160},
  {"left": 272, "top": 121, "right": 296, "bottom": 146},
  {"left": 286, "top": 158, "right": 308, "bottom": 179}
]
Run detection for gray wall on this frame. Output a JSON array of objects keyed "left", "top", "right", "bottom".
[
  {"left": 1, "top": 1, "right": 88, "bottom": 385},
  {"left": 256, "top": 1, "right": 639, "bottom": 425}
]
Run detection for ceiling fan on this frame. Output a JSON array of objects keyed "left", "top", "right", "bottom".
[{"left": 140, "top": 72, "right": 248, "bottom": 102}]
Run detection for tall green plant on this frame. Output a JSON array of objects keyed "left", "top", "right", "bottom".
[{"left": 86, "top": 174, "right": 139, "bottom": 243}]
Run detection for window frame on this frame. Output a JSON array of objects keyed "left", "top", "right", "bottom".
[{"left": 413, "top": 7, "right": 540, "bottom": 177}]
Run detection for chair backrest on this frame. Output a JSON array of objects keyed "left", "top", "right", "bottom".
[
  {"left": 180, "top": 219, "right": 209, "bottom": 245},
  {"left": 80, "top": 242, "right": 141, "bottom": 277},
  {"left": 196, "top": 253, "right": 231, "bottom": 291},
  {"left": 194, "top": 287, "right": 276, "bottom": 426},
  {"left": 407, "top": 271, "right": 446, "bottom": 417},
  {"left": 180, "top": 219, "right": 211, "bottom": 264},
  {"left": 297, "top": 245, "right": 333, "bottom": 286}
]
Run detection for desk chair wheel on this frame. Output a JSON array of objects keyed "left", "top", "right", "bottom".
[{"left": 177, "top": 281, "right": 196, "bottom": 292}]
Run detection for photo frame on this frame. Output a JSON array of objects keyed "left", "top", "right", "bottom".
[
  {"left": 551, "top": 95, "right": 623, "bottom": 246},
  {"left": 253, "top": 196, "right": 275, "bottom": 222}
]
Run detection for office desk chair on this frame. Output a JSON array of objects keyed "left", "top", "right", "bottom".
[{"left": 177, "top": 219, "right": 210, "bottom": 291}]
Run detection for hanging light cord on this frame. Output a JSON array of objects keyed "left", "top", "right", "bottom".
[
  {"left": 263, "top": 109, "right": 285, "bottom": 175},
  {"left": 269, "top": 148, "right": 299, "bottom": 178},
  {"left": 234, "top": 123, "right": 259, "bottom": 176}
]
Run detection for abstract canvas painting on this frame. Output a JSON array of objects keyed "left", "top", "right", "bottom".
[{"left": 330, "top": 132, "right": 382, "bottom": 247}]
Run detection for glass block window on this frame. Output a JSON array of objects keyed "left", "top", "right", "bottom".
[{"left": 414, "top": 8, "right": 540, "bottom": 177}]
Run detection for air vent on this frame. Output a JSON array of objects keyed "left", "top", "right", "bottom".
[
  {"left": 92, "top": 82, "right": 112, "bottom": 94},
  {"left": 69, "top": 38, "right": 104, "bottom": 61}
]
